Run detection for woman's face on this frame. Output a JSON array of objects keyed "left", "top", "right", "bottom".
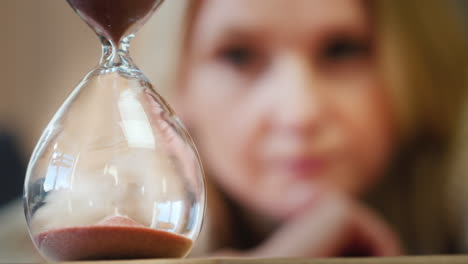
[{"left": 180, "top": 0, "right": 396, "bottom": 220}]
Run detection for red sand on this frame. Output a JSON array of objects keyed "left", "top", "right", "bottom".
[
  {"left": 67, "top": 0, "right": 159, "bottom": 43},
  {"left": 34, "top": 216, "right": 192, "bottom": 261}
]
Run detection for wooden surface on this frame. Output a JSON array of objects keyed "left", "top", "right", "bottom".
[{"left": 58, "top": 255, "right": 468, "bottom": 264}]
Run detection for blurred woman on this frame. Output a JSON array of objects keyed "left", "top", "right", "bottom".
[{"left": 175, "top": 0, "right": 468, "bottom": 256}]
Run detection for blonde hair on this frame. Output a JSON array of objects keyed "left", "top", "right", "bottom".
[
  {"left": 369, "top": 0, "right": 468, "bottom": 254},
  {"left": 178, "top": 0, "right": 468, "bottom": 254}
]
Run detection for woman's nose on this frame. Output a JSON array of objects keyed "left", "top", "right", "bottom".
[{"left": 268, "top": 55, "right": 323, "bottom": 134}]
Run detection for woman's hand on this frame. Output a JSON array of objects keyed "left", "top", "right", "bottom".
[{"left": 248, "top": 192, "right": 402, "bottom": 257}]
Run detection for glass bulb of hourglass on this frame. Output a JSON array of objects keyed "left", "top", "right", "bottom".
[{"left": 23, "top": 0, "right": 205, "bottom": 261}]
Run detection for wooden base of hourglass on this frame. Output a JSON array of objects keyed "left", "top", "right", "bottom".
[{"left": 34, "top": 216, "right": 193, "bottom": 261}]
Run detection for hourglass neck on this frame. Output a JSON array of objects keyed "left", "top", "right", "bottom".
[{"left": 100, "top": 35, "right": 137, "bottom": 70}]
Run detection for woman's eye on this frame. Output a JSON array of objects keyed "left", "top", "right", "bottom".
[
  {"left": 219, "top": 45, "right": 258, "bottom": 69},
  {"left": 321, "top": 37, "right": 370, "bottom": 63}
]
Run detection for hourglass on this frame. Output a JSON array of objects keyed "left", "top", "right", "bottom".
[{"left": 23, "top": 0, "right": 205, "bottom": 261}]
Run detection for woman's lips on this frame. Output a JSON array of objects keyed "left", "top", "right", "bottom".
[{"left": 277, "top": 157, "right": 327, "bottom": 179}]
